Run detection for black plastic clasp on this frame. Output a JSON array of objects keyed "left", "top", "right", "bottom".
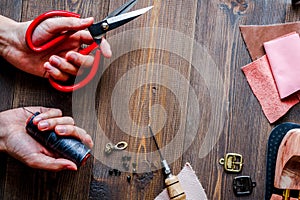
[{"left": 233, "top": 176, "right": 256, "bottom": 196}]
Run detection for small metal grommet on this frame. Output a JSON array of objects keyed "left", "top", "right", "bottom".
[
  {"left": 105, "top": 141, "right": 128, "bottom": 155},
  {"left": 114, "top": 141, "right": 128, "bottom": 150}
]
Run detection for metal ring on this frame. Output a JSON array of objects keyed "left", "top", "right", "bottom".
[
  {"left": 219, "top": 158, "right": 225, "bottom": 165},
  {"left": 114, "top": 141, "right": 128, "bottom": 150}
]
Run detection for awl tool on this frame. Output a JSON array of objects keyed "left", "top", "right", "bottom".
[{"left": 148, "top": 125, "right": 186, "bottom": 200}]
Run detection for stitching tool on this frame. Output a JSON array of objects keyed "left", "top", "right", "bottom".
[
  {"left": 25, "top": 0, "right": 153, "bottom": 92},
  {"left": 148, "top": 125, "right": 186, "bottom": 200}
]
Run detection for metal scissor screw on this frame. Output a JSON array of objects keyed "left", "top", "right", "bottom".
[{"left": 101, "top": 22, "right": 109, "bottom": 30}]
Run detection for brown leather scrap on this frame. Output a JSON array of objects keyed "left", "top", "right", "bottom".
[{"left": 240, "top": 22, "right": 300, "bottom": 60}]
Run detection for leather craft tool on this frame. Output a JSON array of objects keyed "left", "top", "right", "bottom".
[
  {"left": 155, "top": 163, "right": 208, "bottom": 200},
  {"left": 270, "top": 128, "right": 300, "bottom": 200},
  {"left": 265, "top": 123, "right": 300, "bottom": 200},
  {"left": 25, "top": 110, "right": 90, "bottom": 167},
  {"left": 148, "top": 125, "right": 186, "bottom": 200},
  {"left": 25, "top": 0, "right": 153, "bottom": 92}
]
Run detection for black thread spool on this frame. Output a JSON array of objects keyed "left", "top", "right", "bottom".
[{"left": 25, "top": 112, "right": 91, "bottom": 167}]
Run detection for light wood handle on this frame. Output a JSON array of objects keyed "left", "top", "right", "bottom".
[{"left": 165, "top": 175, "right": 186, "bottom": 200}]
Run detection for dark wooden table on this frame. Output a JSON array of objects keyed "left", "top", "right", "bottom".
[{"left": 1, "top": 0, "right": 300, "bottom": 199}]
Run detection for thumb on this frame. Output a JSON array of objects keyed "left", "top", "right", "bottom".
[{"left": 32, "top": 17, "right": 94, "bottom": 46}]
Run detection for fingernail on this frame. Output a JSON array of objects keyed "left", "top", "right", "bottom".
[
  {"left": 56, "top": 126, "right": 66, "bottom": 134},
  {"left": 65, "top": 165, "right": 77, "bottom": 171},
  {"left": 39, "top": 121, "right": 49, "bottom": 130},
  {"left": 33, "top": 117, "right": 42, "bottom": 125},
  {"left": 81, "top": 17, "right": 93, "bottom": 25},
  {"left": 101, "top": 40, "right": 112, "bottom": 58},
  {"left": 44, "top": 62, "right": 55, "bottom": 72},
  {"left": 90, "top": 140, "right": 94, "bottom": 148},
  {"left": 50, "top": 56, "right": 60, "bottom": 66}
]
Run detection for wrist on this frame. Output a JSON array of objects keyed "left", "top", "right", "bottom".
[
  {"left": 0, "top": 111, "right": 7, "bottom": 152},
  {"left": 0, "top": 15, "right": 23, "bottom": 58}
]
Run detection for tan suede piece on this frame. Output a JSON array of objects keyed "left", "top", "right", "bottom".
[{"left": 240, "top": 22, "right": 300, "bottom": 60}]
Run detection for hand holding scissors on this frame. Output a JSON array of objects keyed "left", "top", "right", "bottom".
[{"left": 26, "top": 0, "right": 153, "bottom": 92}]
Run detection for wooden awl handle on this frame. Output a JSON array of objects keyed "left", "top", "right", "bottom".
[{"left": 165, "top": 175, "right": 186, "bottom": 200}]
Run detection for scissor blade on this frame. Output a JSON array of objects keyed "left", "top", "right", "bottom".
[
  {"left": 88, "top": 6, "right": 153, "bottom": 43},
  {"left": 107, "top": 6, "right": 153, "bottom": 27},
  {"left": 105, "top": 0, "right": 138, "bottom": 19}
]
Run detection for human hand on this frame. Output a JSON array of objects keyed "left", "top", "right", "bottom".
[
  {"left": 0, "top": 14, "right": 112, "bottom": 81},
  {"left": 0, "top": 107, "right": 93, "bottom": 171}
]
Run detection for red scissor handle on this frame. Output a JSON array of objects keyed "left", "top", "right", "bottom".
[
  {"left": 26, "top": 10, "right": 100, "bottom": 92},
  {"left": 26, "top": 10, "right": 81, "bottom": 52},
  {"left": 48, "top": 48, "right": 100, "bottom": 92}
]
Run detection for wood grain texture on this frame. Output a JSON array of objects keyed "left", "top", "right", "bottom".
[
  {"left": 91, "top": 0, "right": 198, "bottom": 199},
  {"left": 1, "top": 0, "right": 300, "bottom": 199}
]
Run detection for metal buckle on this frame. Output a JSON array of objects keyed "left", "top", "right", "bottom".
[
  {"left": 233, "top": 176, "right": 256, "bottom": 196},
  {"left": 219, "top": 153, "right": 243, "bottom": 173}
]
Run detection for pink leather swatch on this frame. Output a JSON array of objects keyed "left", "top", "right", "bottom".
[
  {"left": 264, "top": 32, "right": 300, "bottom": 99},
  {"left": 241, "top": 55, "right": 299, "bottom": 123},
  {"left": 155, "top": 163, "right": 208, "bottom": 200}
]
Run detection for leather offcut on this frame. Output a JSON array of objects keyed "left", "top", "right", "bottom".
[
  {"left": 264, "top": 32, "right": 300, "bottom": 99},
  {"left": 241, "top": 55, "right": 299, "bottom": 123}
]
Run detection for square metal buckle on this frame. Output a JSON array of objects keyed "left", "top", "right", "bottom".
[
  {"left": 219, "top": 153, "right": 243, "bottom": 173},
  {"left": 233, "top": 176, "right": 256, "bottom": 196}
]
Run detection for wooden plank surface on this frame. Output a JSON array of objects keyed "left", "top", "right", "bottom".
[
  {"left": 82, "top": 0, "right": 199, "bottom": 199},
  {"left": 1, "top": 0, "right": 300, "bottom": 199}
]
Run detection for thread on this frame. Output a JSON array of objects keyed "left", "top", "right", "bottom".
[{"left": 26, "top": 112, "right": 91, "bottom": 167}]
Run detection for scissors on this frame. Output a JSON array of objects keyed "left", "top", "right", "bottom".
[{"left": 25, "top": 0, "right": 153, "bottom": 92}]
